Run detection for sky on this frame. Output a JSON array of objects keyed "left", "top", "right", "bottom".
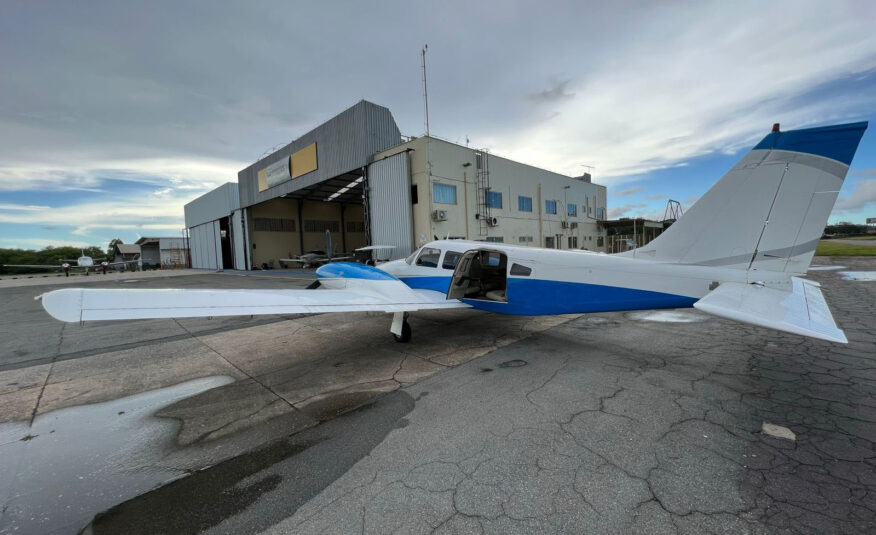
[{"left": 1, "top": 0, "right": 875, "bottom": 250}]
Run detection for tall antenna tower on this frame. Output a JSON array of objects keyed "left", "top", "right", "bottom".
[{"left": 421, "top": 44, "right": 430, "bottom": 137}]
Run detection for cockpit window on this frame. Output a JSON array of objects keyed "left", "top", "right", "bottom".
[
  {"left": 442, "top": 251, "right": 462, "bottom": 270},
  {"left": 405, "top": 248, "right": 421, "bottom": 264},
  {"left": 415, "top": 247, "right": 442, "bottom": 268}
]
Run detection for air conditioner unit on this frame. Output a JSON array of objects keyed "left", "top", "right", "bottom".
[
  {"left": 432, "top": 209, "right": 448, "bottom": 222},
  {"left": 487, "top": 216, "right": 499, "bottom": 227},
  {"left": 570, "top": 222, "right": 578, "bottom": 229},
  {"left": 561, "top": 221, "right": 569, "bottom": 229}
]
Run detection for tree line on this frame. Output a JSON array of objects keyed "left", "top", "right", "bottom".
[{"left": 0, "top": 241, "right": 122, "bottom": 274}]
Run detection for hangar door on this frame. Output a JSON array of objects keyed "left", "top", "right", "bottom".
[
  {"left": 368, "top": 152, "right": 412, "bottom": 260},
  {"left": 190, "top": 220, "right": 223, "bottom": 269},
  {"left": 231, "top": 209, "right": 246, "bottom": 269}
]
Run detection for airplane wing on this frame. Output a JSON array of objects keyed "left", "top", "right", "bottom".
[
  {"left": 39, "top": 277, "right": 469, "bottom": 323},
  {"left": 693, "top": 277, "right": 846, "bottom": 343}
]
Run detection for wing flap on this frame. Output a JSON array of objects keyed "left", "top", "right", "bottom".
[
  {"left": 40, "top": 281, "right": 469, "bottom": 323},
  {"left": 693, "top": 277, "right": 846, "bottom": 343}
]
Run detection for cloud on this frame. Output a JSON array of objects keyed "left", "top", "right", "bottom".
[
  {"left": 832, "top": 179, "right": 876, "bottom": 213},
  {"left": 644, "top": 194, "right": 665, "bottom": 200},
  {"left": 526, "top": 79, "right": 575, "bottom": 104},
  {"left": 850, "top": 168, "right": 876, "bottom": 178},
  {"left": 614, "top": 186, "right": 644, "bottom": 197},
  {"left": 0, "top": 237, "right": 93, "bottom": 249}
]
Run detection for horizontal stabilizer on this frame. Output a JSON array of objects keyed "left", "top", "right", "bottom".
[
  {"left": 39, "top": 282, "right": 468, "bottom": 323},
  {"left": 693, "top": 277, "right": 846, "bottom": 343}
]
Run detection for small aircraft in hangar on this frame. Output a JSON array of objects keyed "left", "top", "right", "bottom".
[
  {"left": 40, "top": 122, "right": 867, "bottom": 344},
  {"left": 5, "top": 251, "right": 134, "bottom": 276}
]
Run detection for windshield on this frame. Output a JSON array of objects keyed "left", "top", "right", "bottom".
[{"left": 405, "top": 248, "right": 421, "bottom": 264}]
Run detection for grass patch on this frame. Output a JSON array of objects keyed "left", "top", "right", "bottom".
[
  {"left": 815, "top": 240, "right": 876, "bottom": 256},
  {"left": 835, "top": 235, "right": 876, "bottom": 241}
]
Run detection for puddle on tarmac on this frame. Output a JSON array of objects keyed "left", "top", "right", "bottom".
[
  {"left": 627, "top": 310, "right": 708, "bottom": 323},
  {"left": 0, "top": 375, "right": 235, "bottom": 535},
  {"left": 839, "top": 271, "right": 876, "bottom": 281}
]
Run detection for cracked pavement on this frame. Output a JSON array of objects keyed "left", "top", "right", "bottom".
[{"left": 261, "top": 257, "right": 875, "bottom": 534}]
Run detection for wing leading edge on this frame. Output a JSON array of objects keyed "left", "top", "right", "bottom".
[
  {"left": 693, "top": 277, "right": 847, "bottom": 343},
  {"left": 39, "top": 278, "right": 469, "bottom": 323}
]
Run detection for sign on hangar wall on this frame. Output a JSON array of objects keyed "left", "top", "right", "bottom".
[{"left": 257, "top": 142, "right": 319, "bottom": 192}]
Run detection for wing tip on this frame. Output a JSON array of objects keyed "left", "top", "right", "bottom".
[{"left": 41, "top": 288, "right": 83, "bottom": 323}]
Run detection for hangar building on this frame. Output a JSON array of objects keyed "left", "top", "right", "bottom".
[{"left": 185, "top": 100, "right": 607, "bottom": 270}]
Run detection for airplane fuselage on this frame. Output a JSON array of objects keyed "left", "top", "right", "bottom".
[{"left": 371, "top": 240, "right": 793, "bottom": 316}]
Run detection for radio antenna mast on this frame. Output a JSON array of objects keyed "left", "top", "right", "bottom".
[{"left": 422, "top": 44, "right": 430, "bottom": 137}]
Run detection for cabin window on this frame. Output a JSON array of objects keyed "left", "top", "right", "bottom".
[
  {"left": 432, "top": 183, "right": 457, "bottom": 205},
  {"left": 415, "top": 247, "right": 441, "bottom": 268},
  {"left": 510, "top": 263, "right": 532, "bottom": 276},
  {"left": 518, "top": 196, "right": 532, "bottom": 212},
  {"left": 442, "top": 251, "right": 462, "bottom": 270}
]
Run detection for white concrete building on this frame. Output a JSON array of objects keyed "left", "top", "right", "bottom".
[{"left": 374, "top": 136, "right": 606, "bottom": 251}]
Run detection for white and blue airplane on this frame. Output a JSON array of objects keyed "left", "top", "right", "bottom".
[{"left": 40, "top": 121, "right": 867, "bottom": 344}]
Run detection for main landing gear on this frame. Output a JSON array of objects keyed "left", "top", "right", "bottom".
[{"left": 391, "top": 311, "right": 411, "bottom": 343}]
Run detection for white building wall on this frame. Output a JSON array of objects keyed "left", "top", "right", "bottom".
[{"left": 373, "top": 137, "right": 607, "bottom": 253}]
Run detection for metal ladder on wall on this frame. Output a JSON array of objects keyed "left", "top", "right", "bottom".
[{"left": 475, "top": 151, "right": 491, "bottom": 236}]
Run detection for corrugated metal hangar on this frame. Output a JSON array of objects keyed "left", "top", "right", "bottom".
[{"left": 184, "top": 100, "right": 608, "bottom": 270}]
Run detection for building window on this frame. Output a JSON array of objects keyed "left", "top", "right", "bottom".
[
  {"left": 415, "top": 247, "right": 441, "bottom": 268},
  {"left": 345, "top": 221, "right": 365, "bottom": 233},
  {"left": 254, "top": 217, "right": 296, "bottom": 232},
  {"left": 596, "top": 207, "right": 604, "bottom": 220},
  {"left": 545, "top": 236, "right": 555, "bottom": 248},
  {"left": 518, "top": 236, "right": 533, "bottom": 244},
  {"left": 597, "top": 236, "right": 604, "bottom": 247},
  {"left": 567, "top": 203, "right": 577, "bottom": 217},
  {"left": 518, "top": 196, "right": 532, "bottom": 212},
  {"left": 432, "top": 183, "right": 457, "bottom": 205},
  {"left": 411, "top": 184, "right": 418, "bottom": 204},
  {"left": 303, "top": 220, "right": 340, "bottom": 233},
  {"left": 485, "top": 236, "right": 504, "bottom": 243},
  {"left": 486, "top": 190, "right": 503, "bottom": 209},
  {"left": 568, "top": 236, "right": 578, "bottom": 248},
  {"left": 442, "top": 251, "right": 462, "bottom": 270},
  {"left": 545, "top": 200, "right": 557, "bottom": 214}
]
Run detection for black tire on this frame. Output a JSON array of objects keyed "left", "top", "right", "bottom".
[{"left": 393, "top": 320, "right": 412, "bottom": 343}]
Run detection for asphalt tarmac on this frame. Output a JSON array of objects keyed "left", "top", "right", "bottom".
[{"left": 1, "top": 259, "right": 874, "bottom": 534}]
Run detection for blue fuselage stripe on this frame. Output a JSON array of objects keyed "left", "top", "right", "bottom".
[{"left": 399, "top": 275, "right": 696, "bottom": 315}]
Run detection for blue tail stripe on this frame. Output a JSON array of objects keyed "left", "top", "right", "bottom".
[{"left": 752, "top": 121, "right": 868, "bottom": 165}]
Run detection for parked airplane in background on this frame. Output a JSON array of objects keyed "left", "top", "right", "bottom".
[
  {"left": 40, "top": 122, "right": 867, "bottom": 344},
  {"left": 5, "top": 250, "right": 133, "bottom": 276}
]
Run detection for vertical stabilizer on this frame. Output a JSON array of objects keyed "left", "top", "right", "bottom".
[{"left": 626, "top": 122, "right": 867, "bottom": 274}]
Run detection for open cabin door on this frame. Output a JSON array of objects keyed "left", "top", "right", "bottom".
[{"left": 447, "top": 249, "right": 508, "bottom": 302}]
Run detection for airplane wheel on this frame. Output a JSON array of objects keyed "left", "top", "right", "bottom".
[{"left": 393, "top": 320, "right": 411, "bottom": 343}]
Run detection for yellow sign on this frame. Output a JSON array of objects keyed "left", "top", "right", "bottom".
[
  {"left": 291, "top": 143, "right": 318, "bottom": 179},
  {"left": 257, "top": 142, "right": 318, "bottom": 192}
]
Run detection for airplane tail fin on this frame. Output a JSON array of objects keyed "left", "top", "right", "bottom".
[{"left": 626, "top": 122, "right": 867, "bottom": 274}]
